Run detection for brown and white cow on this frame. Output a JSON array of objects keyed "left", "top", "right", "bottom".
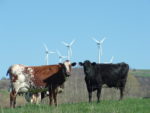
[{"left": 7, "top": 60, "right": 76, "bottom": 108}]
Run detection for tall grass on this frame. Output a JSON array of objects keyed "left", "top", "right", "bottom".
[{"left": 1, "top": 99, "right": 150, "bottom": 113}]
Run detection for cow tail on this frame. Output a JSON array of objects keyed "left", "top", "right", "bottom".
[{"left": 6, "top": 67, "right": 10, "bottom": 76}]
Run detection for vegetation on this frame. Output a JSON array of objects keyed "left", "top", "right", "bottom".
[
  {"left": 0, "top": 69, "right": 150, "bottom": 107},
  {"left": 1, "top": 99, "right": 150, "bottom": 113},
  {"left": 0, "top": 68, "right": 150, "bottom": 112},
  {"left": 130, "top": 69, "right": 150, "bottom": 77}
]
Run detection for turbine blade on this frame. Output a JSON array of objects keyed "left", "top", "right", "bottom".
[
  {"left": 100, "top": 37, "right": 106, "bottom": 43},
  {"left": 110, "top": 56, "right": 114, "bottom": 63},
  {"left": 49, "top": 51, "right": 55, "bottom": 54},
  {"left": 56, "top": 50, "right": 61, "bottom": 56},
  {"left": 62, "top": 56, "right": 67, "bottom": 58},
  {"left": 70, "top": 40, "right": 75, "bottom": 46},
  {"left": 62, "top": 41, "right": 69, "bottom": 46},
  {"left": 43, "top": 43, "right": 49, "bottom": 51},
  {"left": 59, "top": 58, "right": 61, "bottom": 62},
  {"left": 92, "top": 37, "right": 100, "bottom": 43}
]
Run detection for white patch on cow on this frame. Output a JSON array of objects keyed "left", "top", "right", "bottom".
[
  {"left": 10, "top": 64, "right": 34, "bottom": 93},
  {"left": 46, "top": 91, "right": 49, "bottom": 95},
  {"left": 64, "top": 61, "right": 71, "bottom": 73},
  {"left": 27, "top": 68, "right": 34, "bottom": 77},
  {"left": 12, "top": 64, "right": 25, "bottom": 82}
]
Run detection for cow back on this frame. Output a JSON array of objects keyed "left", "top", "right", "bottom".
[
  {"left": 97, "top": 63, "right": 129, "bottom": 87},
  {"left": 29, "top": 65, "right": 61, "bottom": 87}
]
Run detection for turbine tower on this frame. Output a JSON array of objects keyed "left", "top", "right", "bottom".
[
  {"left": 56, "top": 50, "right": 67, "bottom": 63},
  {"left": 62, "top": 40, "right": 75, "bottom": 60},
  {"left": 92, "top": 37, "right": 106, "bottom": 63},
  {"left": 43, "top": 44, "right": 55, "bottom": 65}
]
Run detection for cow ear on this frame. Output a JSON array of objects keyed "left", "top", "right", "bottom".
[
  {"left": 79, "top": 62, "right": 83, "bottom": 66},
  {"left": 59, "top": 63, "right": 63, "bottom": 66},
  {"left": 71, "top": 62, "right": 76, "bottom": 66},
  {"left": 92, "top": 62, "right": 96, "bottom": 65}
]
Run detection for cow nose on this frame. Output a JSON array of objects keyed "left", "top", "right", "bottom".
[{"left": 66, "top": 72, "right": 71, "bottom": 77}]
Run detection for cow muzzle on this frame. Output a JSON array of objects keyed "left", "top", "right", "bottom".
[{"left": 66, "top": 72, "right": 71, "bottom": 77}]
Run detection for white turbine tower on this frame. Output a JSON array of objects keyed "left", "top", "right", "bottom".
[
  {"left": 92, "top": 37, "right": 106, "bottom": 63},
  {"left": 43, "top": 44, "right": 55, "bottom": 65},
  {"left": 56, "top": 50, "right": 67, "bottom": 63},
  {"left": 62, "top": 40, "right": 75, "bottom": 60}
]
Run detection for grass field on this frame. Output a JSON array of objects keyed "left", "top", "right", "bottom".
[
  {"left": 0, "top": 69, "right": 150, "bottom": 112},
  {"left": 1, "top": 99, "right": 150, "bottom": 113},
  {"left": 130, "top": 69, "right": 150, "bottom": 77},
  {"left": 1, "top": 69, "right": 150, "bottom": 108}
]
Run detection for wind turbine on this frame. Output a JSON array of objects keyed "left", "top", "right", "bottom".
[
  {"left": 62, "top": 40, "right": 75, "bottom": 60},
  {"left": 92, "top": 37, "right": 106, "bottom": 63},
  {"left": 110, "top": 56, "right": 114, "bottom": 63},
  {"left": 104, "top": 56, "right": 114, "bottom": 63},
  {"left": 56, "top": 50, "right": 67, "bottom": 63},
  {"left": 43, "top": 44, "right": 55, "bottom": 65}
]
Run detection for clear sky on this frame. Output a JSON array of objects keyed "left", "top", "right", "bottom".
[{"left": 0, "top": 0, "right": 150, "bottom": 79}]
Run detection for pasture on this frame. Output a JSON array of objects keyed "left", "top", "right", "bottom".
[
  {"left": 1, "top": 99, "right": 150, "bottom": 113},
  {"left": 130, "top": 69, "right": 150, "bottom": 77},
  {"left": 0, "top": 68, "right": 150, "bottom": 113}
]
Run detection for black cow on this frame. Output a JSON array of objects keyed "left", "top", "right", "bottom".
[{"left": 79, "top": 60, "right": 129, "bottom": 103}]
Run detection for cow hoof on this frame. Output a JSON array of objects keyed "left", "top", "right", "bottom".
[{"left": 97, "top": 101, "right": 100, "bottom": 103}]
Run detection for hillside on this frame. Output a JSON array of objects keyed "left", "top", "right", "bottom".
[{"left": 130, "top": 69, "right": 150, "bottom": 77}]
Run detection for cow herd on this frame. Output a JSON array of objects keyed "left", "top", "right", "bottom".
[{"left": 7, "top": 60, "right": 129, "bottom": 108}]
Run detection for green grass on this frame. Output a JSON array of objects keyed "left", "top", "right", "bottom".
[
  {"left": 130, "top": 69, "right": 150, "bottom": 77},
  {"left": 1, "top": 98, "right": 150, "bottom": 113},
  {"left": 0, "top": 90, "right": 9, "bottom": 96}
]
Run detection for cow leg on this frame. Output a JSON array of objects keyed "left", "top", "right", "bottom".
[
  {"left": 49, "top": 91, "right": 53, "bottom": 106},
  {"left": 41, "top": 92, "right": 45, "bottom": 100},
  {"left": 119, "top": 87, "right": 124, "bottom": 100},
  {"left": 97, "top": 86, "right": 102, "bottom": 103},
  {"left": 13, "top": 96, "right": 17, "bottom": 108},
  {"left": 10, "top": 90, "right": 17, "bottom": 108},
  {"left": 53, "top": 89, "right": 58, "bottom": 106},
  {"left": 88, "top": 91, "right": 92, "bottom": 103},
  {"left": 36, "top": 93, "right": 41, "bottom": 104},
  {"left": 10, "top": 92, "right": 13, "bottom": 108}
]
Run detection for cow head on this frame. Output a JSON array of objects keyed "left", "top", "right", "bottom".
[
  {"left": 60, "top": 60, "right": 76, "bottom": 77},
  {"left": 79, "top": 60, "right": 96, "bottom": 75}
]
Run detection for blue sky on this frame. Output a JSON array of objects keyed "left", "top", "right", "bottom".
[{"left": 0, "top": 0, "right": 150, "bottom": 78}]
